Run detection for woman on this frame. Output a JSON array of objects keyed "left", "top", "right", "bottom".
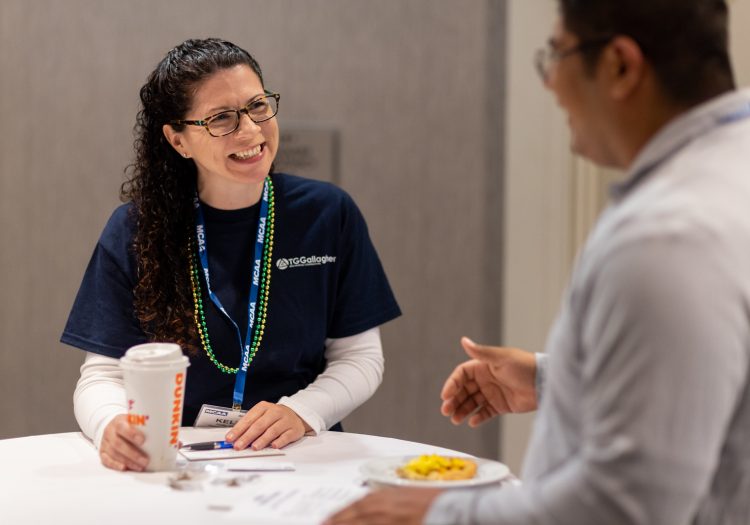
[{"left": 61, "top": 38, "right": 400, "bottom": 471}]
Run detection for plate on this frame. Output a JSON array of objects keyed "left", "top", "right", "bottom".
[{"left": 360, "top": 455, "right": 510, "bottom": 489}]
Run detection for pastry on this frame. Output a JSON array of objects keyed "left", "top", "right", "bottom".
[{"left": 396, "top": 454, "right": 477, "bottom": 481}]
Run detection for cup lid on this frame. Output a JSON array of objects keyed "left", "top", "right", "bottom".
[{"left": 120, "top": 343, "right": 189, "bottom": 369}]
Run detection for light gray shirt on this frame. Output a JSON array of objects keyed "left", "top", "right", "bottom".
[{"left": 426, "top": 89, "right": 750, "bottom": 524}]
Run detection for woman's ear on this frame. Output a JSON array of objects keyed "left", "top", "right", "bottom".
[{"left": 162, "top": 124, "right": 190, "bottom": 158}]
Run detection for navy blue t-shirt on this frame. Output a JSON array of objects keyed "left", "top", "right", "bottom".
[{"left": 61, "top": 173, "right": 401, "bottom": 426}]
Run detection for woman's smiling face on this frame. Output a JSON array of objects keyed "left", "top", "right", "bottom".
[{"left": 164, "top": 64, "right": 279, "bottom": 207}]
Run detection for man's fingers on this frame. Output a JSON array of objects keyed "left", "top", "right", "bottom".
[
  {"left": 450, "top": 390, "right": 488, "bottom": 425},
  {"left": 325, "top": 488, "right": 439, "bottom": 525},
  {"left": 324, "top": 493, "right": 378, "bottom": 524},
  {"left": 468, "top": 405, "right": 497, "bottom": 427},
  {"left": 441, "top": 374, "right": 459, "bottom": 402},
  {"left": 440, "top": 397, "right": 456, "bottom": 417},
  {"left": 442, "top": 337, "right": 501, "bottom": 404},
  {"left": 440, "top": 362, "right": 472, "bottom": 401},
  {"left": 441, "top": 374, "right": 471, "bottom": 410},
  {"left": 441, "top": 354, "right": 487, "bottom": 403},
  {"left": 441, "top": 362, "right": 487, "bottom": 423},
  {"left": 441, "top": 384, "right": 475, "bottom": 418}
]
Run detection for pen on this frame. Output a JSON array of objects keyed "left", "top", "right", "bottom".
[{"left": 181, "top": 440, "right": 234, "bottom": 451}]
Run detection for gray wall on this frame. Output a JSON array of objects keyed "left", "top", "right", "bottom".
[{"left": 0, "top": 0, "right": 505, "bottom": 458}]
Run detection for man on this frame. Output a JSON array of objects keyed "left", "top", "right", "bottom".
[{"left": 326, "top": 0, "right": 750, "bottom": 523}]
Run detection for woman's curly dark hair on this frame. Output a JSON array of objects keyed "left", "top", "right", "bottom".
[{"left": 120, "top": 38, "right": 265, "bottom": 355}]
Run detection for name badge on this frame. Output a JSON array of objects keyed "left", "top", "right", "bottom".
[{"left": 193, "top": 404, "right": 246, "bottom": 428}]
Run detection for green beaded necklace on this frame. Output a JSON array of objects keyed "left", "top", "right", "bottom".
[{"left": 188, "top": 178, "right": 276, "bottom": 374}]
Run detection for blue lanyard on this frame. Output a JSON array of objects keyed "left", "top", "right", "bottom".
[{"left": 193, "top": 179, "right": 270, "bottom": 410}]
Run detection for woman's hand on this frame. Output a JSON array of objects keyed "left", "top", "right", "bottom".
[
  {"left": 226, "top": 402, "right": 312, "bottom": 450},
  {"left": 99, "top": 414, "right": 149, "bottom": 471}
]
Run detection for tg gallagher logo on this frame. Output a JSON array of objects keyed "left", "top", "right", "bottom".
[{"left": 276, "top": 254, "right": 337, "bottom": 270}]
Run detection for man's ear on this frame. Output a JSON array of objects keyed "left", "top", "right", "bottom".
[
  {"left": 162, "top": 124, "right": 189, "bottom": 158},
  {"left": 602, "top": 36, "right": 646, "bottom": 101}
]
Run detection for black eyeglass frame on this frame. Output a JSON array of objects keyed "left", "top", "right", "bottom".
[
  {"left": 534, "top": 36, "right": 614, "bottom": 82},
  {"left": 170, "top": 91, "right": 281, "bottom": 137}
]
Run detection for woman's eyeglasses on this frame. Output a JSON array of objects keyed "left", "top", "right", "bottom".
[{"left": 171, "top": 92, "right": 280, "bottom": 137}]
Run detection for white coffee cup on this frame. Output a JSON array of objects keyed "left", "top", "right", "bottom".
[{"left": 120, "top": 343, "right": 190, "bottom": 471}]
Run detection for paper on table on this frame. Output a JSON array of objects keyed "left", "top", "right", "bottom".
[
  {"left": 214, "top": 481, "right": 368, "bottom": 522},
  {"left": 179, "top": 447, "right": 285, "bottom": 461}
]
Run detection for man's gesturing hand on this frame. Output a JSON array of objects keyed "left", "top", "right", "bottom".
[{"left": 441, "top": 337, "right": 538, "bottom": 427}]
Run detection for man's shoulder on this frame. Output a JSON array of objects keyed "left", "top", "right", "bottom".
[{"left": 604, "top": 119, "right": 750, "bottom": 254}]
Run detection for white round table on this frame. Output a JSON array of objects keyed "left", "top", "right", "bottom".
[{"left": 0, "top": 428, "right": 505, "bottom": 525}]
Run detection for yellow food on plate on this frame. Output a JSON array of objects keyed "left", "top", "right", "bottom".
[{"left": 396, "top": 454, "right": 478, "bottom": 481}]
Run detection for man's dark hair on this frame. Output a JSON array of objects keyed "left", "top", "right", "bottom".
[{"left": 558, "top": 0, "right": 735, "bottom": 105}]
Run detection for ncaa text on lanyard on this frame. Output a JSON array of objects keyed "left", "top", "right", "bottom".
[{"left": 193, "top": 179, "right": 270, "bottom": 411}]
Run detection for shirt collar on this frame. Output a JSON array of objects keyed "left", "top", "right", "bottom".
[{"left": 610, "top": 88, "right": 750, "bottom": 199}]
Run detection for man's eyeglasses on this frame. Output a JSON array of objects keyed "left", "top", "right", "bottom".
[
  {"left": 534, "top": 37, "right": 613, "bottom": 82},
  {"left": 171, "top": 92, "right": 280, "bottom": 137}
]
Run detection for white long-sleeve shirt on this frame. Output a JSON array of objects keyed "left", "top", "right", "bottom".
[
  {"left": 427, "top": 90, "right": 750, "bottom": 524},
  {"left": 74, "top": 327, "right": 383, "bottom": 448}
]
